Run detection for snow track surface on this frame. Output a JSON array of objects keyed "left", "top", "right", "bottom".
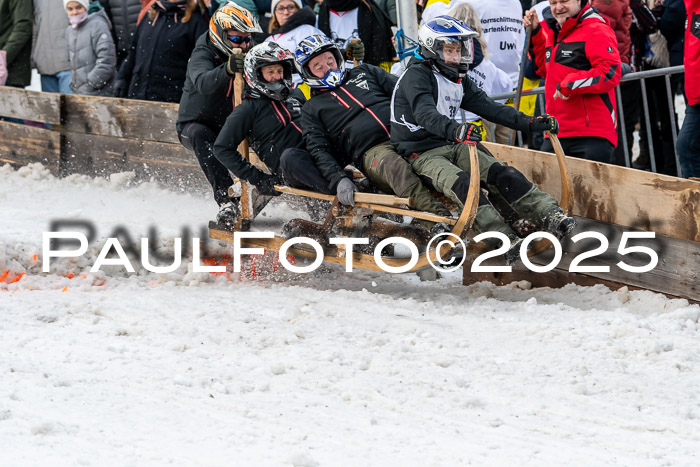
[{"left": 1, "top": 164, "right": 699, "bottom": 466}]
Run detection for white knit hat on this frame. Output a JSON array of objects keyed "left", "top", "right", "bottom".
[
  {"left": 271, "top": 0, "right": 302, "bottom": 15},
  {"left": 63, "top": 0, "right": 90, "bottom": 11}
]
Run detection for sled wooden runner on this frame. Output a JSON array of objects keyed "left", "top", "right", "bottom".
[{"left": 209, "top": 143, "right": 481, "bottom": 272}]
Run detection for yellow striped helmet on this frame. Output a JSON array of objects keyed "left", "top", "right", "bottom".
[{"left": 209, "top": 3, "right": 262, "bottom": 56}]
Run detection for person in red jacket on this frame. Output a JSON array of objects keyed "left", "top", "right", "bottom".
[
  {"left": 524, "top": 0, "right": 622, "bottom": 163},
  {"left": 677, "top": 0, "right": 700, "bottom": 178}
]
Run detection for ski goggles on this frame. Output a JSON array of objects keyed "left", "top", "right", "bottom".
[{"left": 228, "top": 35, "right": 252, "bottom": 44}]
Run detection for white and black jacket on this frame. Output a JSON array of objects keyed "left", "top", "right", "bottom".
[
  {"left": 213, "top": 88, "right": 305, "bottom": 184},
  {"left": 390, "top": 58, "right": 531, "bottom": 157},
  {"left": 301, "top": 64, "right": 397, "bottom": 190}
]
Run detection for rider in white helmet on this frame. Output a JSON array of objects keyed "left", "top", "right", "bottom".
[
  {"left": 390, "top": 16, "right": 573, "bottom": 264},
  {"left": 282, "top": 34, "right": 452, "bottom": 230}
]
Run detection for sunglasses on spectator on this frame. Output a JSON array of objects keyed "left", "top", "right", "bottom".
[
  {"left": 275, "top": 5, "right": 298, "bottom": 12},
  {"left": 228, "top": 35, "right": 251, "bottom": 44}
]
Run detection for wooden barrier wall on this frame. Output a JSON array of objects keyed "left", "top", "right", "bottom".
[
  {"left": 0, "top": 86, "right": 208, "bottom": 191},
  {"left": 2, "top": 86, "right": 698, "bottom": 300}
]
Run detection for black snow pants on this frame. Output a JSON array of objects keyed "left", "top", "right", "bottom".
[{"left": 178, "top": 122, "right": 233, "bottom": 205}]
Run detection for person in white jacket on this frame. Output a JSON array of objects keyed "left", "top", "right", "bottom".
[
  {"left": 448, "top": 2, "right": 513, "bottom": 142},
  {"left": 265, "top": 0, "right": 323, "bottom": 86}
]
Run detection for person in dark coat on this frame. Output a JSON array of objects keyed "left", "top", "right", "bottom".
[
  {"left": 115, "top": 0, "right": 208, "bottom": 102},
  {"left": 176, "top": 4, "right": 262, "bottom": 227},
  {"left": 98, "top": 0, "right": 142, "bottom": 67},
  {"left": 0, "top": 0, "right": 33, "bottom": 88},
  {"left": 591, "top": 0, "right": 635, "bottom": 167}
]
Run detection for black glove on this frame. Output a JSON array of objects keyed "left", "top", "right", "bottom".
[
  {"left": 529, "top": 114, "right": 559, "bottom": 134},
  {"left": 336, "top": 177, "right": 358, "bottom": 206},
  {"left": 453, "top": 122, "right": 482, "bottom": 143},
  {"left": 226, "top": 53, "right": 245, "bottom": 75},
  {"left": 114, "top": 79, "right": 128, "bottom": 98},
  {"left": 345, "top": 40, "right": 365, "bottom": 62},
  {"left": 254, "top": 174, "right": 281, "bottom": 196}
]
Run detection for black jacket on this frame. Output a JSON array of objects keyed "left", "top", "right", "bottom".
[
  {"left": 117, "top": 3, "right": 207, "bottom": 102},
  {"left": 659, "top": 0, "right": 686, "bottom": 68},
  {"left": 177, "top": 33, "right": 236, "bottom": 133},
  {"left": 99, "top": 0, "right": 141, "bottom": 65},
  {"left": 390, "top": 58, "right": 531, "bottom": 156},
  {"left": 301, "top": 64, "right": 397, "bottom": 190},
  {"left": 213, "top": 88, "right": 306, "bottom": 183}
]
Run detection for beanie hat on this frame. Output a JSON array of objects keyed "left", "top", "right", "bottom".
[
  {"left": 271, "top": 0, "right": 302, "bottom": 14},
  {"left": 63, "top": 0, "right": 90, "bottom": 11}
]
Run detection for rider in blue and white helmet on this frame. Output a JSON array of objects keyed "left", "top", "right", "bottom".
[
  {"left": 390, "top": 15, "right": 574, "bottom": 265},
  {"left": 294, "top": 34, "right": 346, "bottom": 89},
  {"left": 418, "top": 15, "right": 478, "bottom": 82}
]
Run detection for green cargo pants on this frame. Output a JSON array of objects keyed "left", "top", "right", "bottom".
[
  {"left": 362, "top": 141, "right": 451, "bottom": 220},
  {"left": 407, "top": 143, "right": 560, "bottom": 238}
]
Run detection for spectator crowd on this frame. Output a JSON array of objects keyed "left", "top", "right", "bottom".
[{"left": 1, "top": 0, "right": 698, "bottom": 209}]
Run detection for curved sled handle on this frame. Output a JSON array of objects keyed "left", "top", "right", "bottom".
[
  {"left": 451, "top": 142, "right": 480, "bottom": 237},
  {"left": 547, "top": 131, "right": 574, "bottom": 214},
  {"left": 526, "top": 131, "right": 574, "bottom": 257},
  {"left": 232, "top": 47, "right": 249, "bottom": 159},
  {"left": 424, "top": 142, "right": 480, "bottom": 267}
]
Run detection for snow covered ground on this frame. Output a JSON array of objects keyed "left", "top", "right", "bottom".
[{"left": 1, "top": 163, "right": 699, "bottom": 467}]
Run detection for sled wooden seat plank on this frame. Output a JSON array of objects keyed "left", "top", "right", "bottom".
[
  {"left": 274, "top": 185, "right": 412, "bottom": 207},
  {"left": 231, "top": 182, "right": 458, "bottom": 225},
  {"left": 274, "top": 185, "right": 457, "bottom": 225},
  {"left": 209, "top": 144, "right": 481, "bottom": 272}
]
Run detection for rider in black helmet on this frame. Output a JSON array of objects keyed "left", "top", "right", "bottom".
[{"left": 213, "top": 41, "right": 330, "bottom": 219}]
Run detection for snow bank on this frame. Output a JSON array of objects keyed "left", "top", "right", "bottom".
[{"left": 1, "top": 163, "right": 699, "bottom": 466}]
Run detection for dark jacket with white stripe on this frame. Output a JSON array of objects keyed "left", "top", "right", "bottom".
[
  {"left": 301, "top": 64, "right": 397, "bottom": 190},
  {"left": 213, "top": 88, "right": 305, "bottom": 184},
  {"left": 99, "top": 0, "right": 141, "bottom": 65},
  {"left": 531, "top": 3, "right": 622, "bottom": 146},
  {"left": 390, "top": 58, "right": 532, "bottom": 157}
]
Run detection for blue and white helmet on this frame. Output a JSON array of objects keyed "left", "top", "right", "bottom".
[
  {"left": 418, "top": 16, "right": 478, "bottom": 80},
  {"left": 294, "top": 35, "right": 346, "bottom": 89}
]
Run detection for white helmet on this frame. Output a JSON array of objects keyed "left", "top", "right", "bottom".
[
  {"left": 418, "top": 16, "right": 478, "bottom": 80},
  {"left": 294, "top": 35, "right": 346, "bottom": 89}
]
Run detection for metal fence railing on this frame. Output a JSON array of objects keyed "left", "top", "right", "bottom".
[{"left": 486, "top": 65, "right": 686, "bottom": 175}]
